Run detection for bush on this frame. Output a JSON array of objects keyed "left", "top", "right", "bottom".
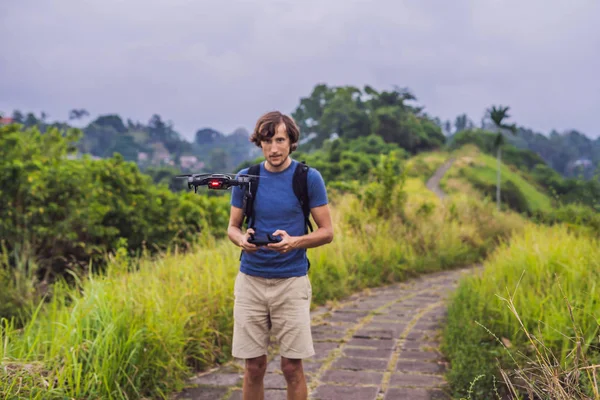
[
  {"left": 0, "top": 124, "right": 229, "bottom": 319},
  {"left": 533, "top": 202, "right": 600, "bottom": 236}
]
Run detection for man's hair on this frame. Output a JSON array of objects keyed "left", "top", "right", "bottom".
[{"left": 250, "top": 111, "right": 300, "bottom": 153}]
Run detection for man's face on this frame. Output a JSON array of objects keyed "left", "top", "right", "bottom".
[{"left": 261, "top": 123, "right": 291, "bottom": 168}]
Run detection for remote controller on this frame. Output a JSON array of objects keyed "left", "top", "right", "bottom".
[{"left": 248, "top": 233, "right": 282, "bottom": 246}]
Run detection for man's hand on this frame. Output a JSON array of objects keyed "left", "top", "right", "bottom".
[
  {"left": 239, "top": 228, "right": 259, "bottom": 253},
  {"left": 267, "top": 230, "right": 298, "bottom": 253}
]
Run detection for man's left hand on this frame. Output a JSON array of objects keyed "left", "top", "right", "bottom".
[{"left": 267, "top": 230, "right": 298, "bottom": 253}]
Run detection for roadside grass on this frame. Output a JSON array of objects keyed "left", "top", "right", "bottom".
[{"left": 442, "top": 222, "right": 600, "bottom": 399}]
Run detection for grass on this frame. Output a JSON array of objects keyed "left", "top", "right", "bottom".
[
  {"left": 404, "top": 150, "right": 451, "bottom": 182},
  {"left": 0, "top": 178, "right": 525, "bottom": 399},
  {"left": 441, "top": 145, "right": 554, "bottom": 215},
  {"left": 441, "top": 222, "right": 600, "bottom": 399}
]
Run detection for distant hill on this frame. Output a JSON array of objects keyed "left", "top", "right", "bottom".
[
  {"left": 3, "top": 83, "right": 599, "bottom": 191},
  {"left": 2, "top": 110, "right": 262, "bottom": 189}
]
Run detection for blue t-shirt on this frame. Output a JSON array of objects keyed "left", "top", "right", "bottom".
[{"left": 230, "top": 158, "right": 328, "bottom": 278}]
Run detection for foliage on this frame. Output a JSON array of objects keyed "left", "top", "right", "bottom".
[
  {"left": 0, "top": 175, "right": 524, "bottom": 399},
  {"left": 404, "top": 151, "right": 450, "bottom": 182},
  {"left": 514, "top": 127, "right": 600, "bottom": 180},
  {"left": 292, "top": 84, "right": 445, "bottom": 154},
  {"left": 360, "top": 151, "right": 407, "bottom": 219},
  {"left": 450, "top": 131, "right": 600, "bottom": 211},
  {"left": 442, "top": 147, "right": 554, "bottom": 215},
  {"left": 8, "top": 109, "right": 260, "bottom": 175},
  {"left": 0, "top": 123, "right": 230, "bottom": 290},
  {"left": 441, "top": 223, "right": 600, "bottom": 399},
  {"left": 533, "top": 202, "right": 600, "bottom": 236},
  {"left": 237, "top": 134, "right": 409, "bottom": 184}
]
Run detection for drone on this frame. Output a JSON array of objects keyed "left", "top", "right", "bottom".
[{"left": 175, "top": 173, "right": 260, "bottom": 193}]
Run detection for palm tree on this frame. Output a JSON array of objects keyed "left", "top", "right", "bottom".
[{"left": 487, "top": 105, "right": 517, "bottom": 210}]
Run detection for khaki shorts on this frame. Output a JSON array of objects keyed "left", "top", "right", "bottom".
[{"left": 232, "top": 271, "right": 314, "bottom": 360}]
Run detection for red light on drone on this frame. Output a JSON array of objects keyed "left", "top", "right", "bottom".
[{"left": 209, "top": 179, "right": 221, "bottom": 188}]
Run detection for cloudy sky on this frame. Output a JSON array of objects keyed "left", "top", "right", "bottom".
[{"left": 1, "top": 0, "right": 599, "bottom": 140}]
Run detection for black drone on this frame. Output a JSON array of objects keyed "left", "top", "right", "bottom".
[{"left": 175, "top": 173, "right": 260, "bottom": 193}]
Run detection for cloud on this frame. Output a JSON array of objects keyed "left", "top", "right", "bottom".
[{"left": 1, "top": 0, "right": 598, "bottom": 139}]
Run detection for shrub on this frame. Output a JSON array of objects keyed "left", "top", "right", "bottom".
[{"left": 0, "top": 123, "right": 229, "bottom": 320}]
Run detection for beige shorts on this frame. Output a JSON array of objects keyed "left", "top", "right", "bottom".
[{"left": 232, "top": 271, "right": 315, "bottom": 360}]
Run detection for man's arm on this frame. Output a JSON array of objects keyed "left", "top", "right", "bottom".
[
  {"left": 293, "top": 204, "right": 334, "bottom": 249},
  {"left": 269, "top": 203, "right": 334, "bottom": 252},
  {"left": 227, "top": 205, "right": 258, "bottom": 252}
]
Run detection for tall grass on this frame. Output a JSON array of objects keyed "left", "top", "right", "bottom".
[
  {"left": 1, "top": 181, "right": 523, "bottom": 399},
  {"left": 442, "top": 223, "right": 600, "bottom": 399}
]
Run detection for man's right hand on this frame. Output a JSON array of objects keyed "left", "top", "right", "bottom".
[{"left": 239, "top": 228, "right": 259, "bottom": 252}]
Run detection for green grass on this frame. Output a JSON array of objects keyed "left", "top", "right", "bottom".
[
  {"left": 442, "top": 145, "right": 553, "bottom": 215},
  {"left": 404, "top": 150, "right": 450, "bottom": 182},
  {"left": 1, "top": 184, "right": 524, "bottom": 399},
  {"left": 441, "top": 222, "right": 600, "bottom": 399}
]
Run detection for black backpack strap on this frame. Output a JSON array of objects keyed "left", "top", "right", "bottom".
[
  {"left": 293, "top": 161, "right": 313, "bottom": 234},
  {"left": 242, "top": 163, "right": 261, "bottom": 230},
  {"left": 293, "top": 160, "right": 313, "bottom": 271},
  {"left": 240, "top": 163, "right": 261, "bottom": 261}
]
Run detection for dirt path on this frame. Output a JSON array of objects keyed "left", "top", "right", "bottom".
[
  {"left": 174, "top": 158, "right": 465, "bottom": 400},
  {"left": 425, "top": 158, "right": 455, "bottom": 199}
]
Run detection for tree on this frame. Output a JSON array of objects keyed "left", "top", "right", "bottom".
[
  {"left": 69, "top": 108, "right": 90, "bottom": 121},
  {"left": 487, "top": 105, "right": 517, "bottom": 210}
]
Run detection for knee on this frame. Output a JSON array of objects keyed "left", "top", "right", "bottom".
[
  {"left": 281, "top": 358, "right": 303, "bottom": 383},
  {"left": 245, "top": 356, "right": 267, "bottom": 382}
]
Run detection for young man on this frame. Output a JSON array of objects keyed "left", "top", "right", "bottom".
[{"left": 228, "top": 111, "right": 334, "bottom": 400}]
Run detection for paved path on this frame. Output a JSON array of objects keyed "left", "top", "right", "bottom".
[
  {"left": 425, "top": 158, "right": 454, "bottom": 199},
  {"left": 174, "top": 267, "right": 473, "bottom": 400}
]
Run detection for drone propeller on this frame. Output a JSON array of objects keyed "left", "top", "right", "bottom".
[
  {"left": 175, "top": 173, "right": 212, "bottom": 178},
  {"left": 175, "top": 172, "right": 263, "bottom": 179}
]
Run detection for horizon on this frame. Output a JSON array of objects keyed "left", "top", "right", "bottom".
[
  {"left": 3, "top": 101, "right": 599, "bottom": 144},
  {"left": 1, "top": 0, "right": 599, "bottom": 140}
]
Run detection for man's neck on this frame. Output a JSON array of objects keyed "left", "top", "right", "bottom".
[{"left": 264, "top": 156, "right": 292, "bottom": 173}]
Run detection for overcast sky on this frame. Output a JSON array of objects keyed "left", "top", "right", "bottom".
[{"left": 1, "top": 0, "right": 599, "bottom": 140}]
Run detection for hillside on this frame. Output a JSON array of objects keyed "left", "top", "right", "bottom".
[{"left": 440, "top": 145, "right": 554, "bottom": 215}]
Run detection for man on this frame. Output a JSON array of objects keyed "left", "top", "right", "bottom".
[{"left": 227, "top": 110, "right": 334, "bottom": 400}]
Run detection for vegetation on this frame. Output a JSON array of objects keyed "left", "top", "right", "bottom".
[
  {"left": 441, "top": 223, "right": 600, "bottom": 399},
  {"left": 2, "top": 81, "right": 600, "bottom": 400},
  {"left": 448, "top": 132, "right": 600, "bottom": 212},
  {"left": 7, "top": 110, "right": 260, "bottom": 177},
  {"left": 0, "top": 152, "right": 524, "bottom": 399},
  {"left": 446, "top": 113, "right": 600, "bottom": 181},
  {"left": 486, "top": 105, "right": 518, "bottom": 211},
  {"left": 0, "top": 124, "right": 229, "bottom": 324},
  {"left": 293, "top": 84, "right": 446, "bottom": 153},
  {"left": 441, "top": 145, "right": 554, "bottom": 216}
]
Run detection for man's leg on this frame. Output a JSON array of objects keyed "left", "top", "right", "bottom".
[
  {"left": 232, "top": 272, "right": 271, "bottom": 400},
  {"left": 281, "top": 357, "right": 307, "bottom": 400},
  {"left": 243, "top": 355, "right": 268, "bottom": 400},
  {"left": 270, "top": 275, "right": 314, "bottom": 400}
]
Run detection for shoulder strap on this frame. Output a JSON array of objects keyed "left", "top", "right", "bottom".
[
  {"left": 242, "top": 163, "right": 261, "bottom": 229},
  {"left": 293, "top": 161, "right": 313, "bottom": 234}
]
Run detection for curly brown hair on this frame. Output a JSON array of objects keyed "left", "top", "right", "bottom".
[{"left": 249, "top": 111, "right": 300, "bottom": 153}]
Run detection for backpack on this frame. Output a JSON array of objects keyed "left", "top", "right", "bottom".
[{"left": 240, "top": 160, "right": 314, "bottom": 269}]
